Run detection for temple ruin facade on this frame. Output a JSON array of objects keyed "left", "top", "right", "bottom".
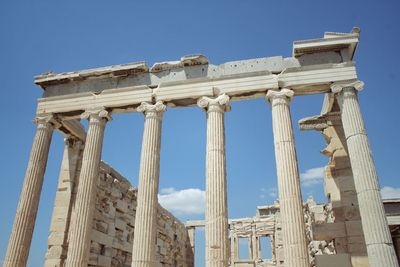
[{"left": 3, "top": 28, "right": 400, "bottom": 267}]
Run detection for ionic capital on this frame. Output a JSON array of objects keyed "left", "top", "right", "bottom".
[
  {"left": 197, "top": 94, "right": 231, "bottom": 112},
  {"left": 81, "top": 108, "right": 112, "bottom": 123},
  {"left": 266, "top": 88, "right": 294, "bottom": 104},
  {"left": 137, "top": 101, "right": 166, "bottom": 118},
  {"left": 33, "top": 114, "right": 61, "bottom": 129},
  {"left": 331, "top": 80, "right": 364, "bottom": 94}
]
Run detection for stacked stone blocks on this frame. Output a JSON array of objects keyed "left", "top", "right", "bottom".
[{"left": 45, "top": 160, "right": 193, "bottom": 267}]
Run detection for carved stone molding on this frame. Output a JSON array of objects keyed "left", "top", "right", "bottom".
[
  {"left": 299, "top": 115, "right": 329, "bottom": 131},
  {"left": 330, "top": 79, "right": 364, "bottom": 94},
  {"left": 197, "top": 94, "right": 231, "bottom": 112},
  {"left": 81, "top": 108, "right": 112, "bottom": 123},
  {"left": 137, "top": 101, "right": 166, "bottom": 118},
  {"left": 299, "top": 113, "right": 341, "bottom": 132},
  {"left": 33, "top": 114, "right": 61, "bottom": 129},
  {"left": 265, "top": 88, "right": 294, "bottom": 104}
]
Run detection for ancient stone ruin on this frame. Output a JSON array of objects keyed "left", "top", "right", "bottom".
[
  {"left": 45, "top": 159, "right": 194, "bottom": 267},
  {"left": 3, "top": 28, "right": 400, "bottom": 267}
]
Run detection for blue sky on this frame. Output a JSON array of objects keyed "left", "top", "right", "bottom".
[{"left": 1, "top": 1, "right": 400, "bottom": 266}]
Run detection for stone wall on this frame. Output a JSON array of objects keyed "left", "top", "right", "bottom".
[
  {"left": 228, "top": 199, "right": 339, "bottom": 267},
  {"left": 228, "top": 202, "right": 288, "bottom": 267},
  {"left": 317, "top": 104, "right": 368, "bottom": 267},
  {"left": 229, "top": 214, "right": 277, "bottom": 266},
  {"left": 298, "top": 99, "right": 370, "bottom": 267},
  {"left": 44, "top": 141, "right": 193, "bottom": 267}
]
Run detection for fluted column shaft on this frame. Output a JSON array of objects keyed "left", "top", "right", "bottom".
[
  {"left": 187, "top": 226, "right": 196, "bottom": 263},
  {"left": 231, "top": 233, "right": 238, "bottom": 264},
  {"left": 251, "top": 226, "right": 258, "bottom": 260},
  {"left": 198, "top": 94, "right": 230, "bottom": 267},
  {"left": 332, "top": 80, "right": 398, "bottom": 267},
  {"left": 4, "top": 115, "right": 56, "bottom": 267},
  {"left": 266, "top": 89, "right": 309, "bottom": 267},
  {"left": 65, "top": 109, "right": 110, "bottom": 267},
  {"left": 131, "top": 101, "right": 166, "bottom": 267}
]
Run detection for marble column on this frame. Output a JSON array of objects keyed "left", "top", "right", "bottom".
[
  {"left": 4, "top": 115, "right": 57, "bottom": 267},
  {"left": 131, "top": 101, "right": 166, "bottom": 267},
  {"left": 251, "top": 227, "right": 258, "bottom": 260},
  {"left": 247, "top": 237, "right": 252, "bottom": 261},
  {"left": 331, "top": 80, "right": 399, "bottom": 267},
  {"left": 188, "top": 227, "right": 196, "bottom": 257},
  {"left": 198, "top": 94, "right": 230, "bottom": 267},
  {"left": 257, "top": 236, "right": 262, "bottom": 261},
  {"left": 65, "top": 108, "right": 111, "bottom": 267},
  {"left": 230, "top": 233, "right": 238, "bottom": 264},
  {"left": 266, "top": 89, "right": 309, "bottom": 267}
]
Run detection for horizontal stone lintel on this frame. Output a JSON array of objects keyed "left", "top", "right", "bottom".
[{"left": 36, "top": 63, "right": 357, "bottom": 117}]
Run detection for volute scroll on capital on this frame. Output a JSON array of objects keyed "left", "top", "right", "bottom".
[
  {"left": 330, "top": 80, "right": 364, "bottom": 94},
  {"left": 197, "top": 94, "right": 231, "bottom": 112},
  {"left": 81, "top": 108, "right": 112, "bottom": 123},
  {"left": 33, "top": 113, "right": 61, "bottom": 129},
  {"left": 137, "top": 101, "right": 167, "bottom": 117},
  {"left": 265, "top": 88, "right": 294, "bottom": 103}
]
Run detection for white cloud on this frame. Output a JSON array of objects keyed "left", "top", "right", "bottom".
[
  {"left": 381, "top": 186, "right": 400, "bottom": 199},
  {"left": 158, "top": 187, "right": 205, "bottom": 215},
  {"left": 260, "top": 187, "right": 277, "bottom": 199},
  {"left": 300, "top": 167, "right": 325, "bottom": 187},
  {"left": 268, "top": 188, "right": 278, "bottom": 198}
]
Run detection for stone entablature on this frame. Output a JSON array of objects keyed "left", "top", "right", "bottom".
[
  {"left": 33, "top": 30, "right": 360, "bottom": 121},
  {"left": 45, "top": 160, "right": 193, "bottom": 267}
]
